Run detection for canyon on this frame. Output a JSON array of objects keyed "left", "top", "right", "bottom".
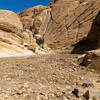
[{"left": 0, "top": 0, "right": 99, "bottom": 100}]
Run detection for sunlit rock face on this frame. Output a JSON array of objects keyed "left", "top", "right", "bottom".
[
  {"left": 18, "top": 5, "right": 46, "bottom": 30},
  {"left": 0, "top": 10, "right": 34, "bottom": 57},
  {"left": 19, "top": 0, "right": 100, "bottom": 53},
  {"left": 18, "top": 5, "right": 51, "bottom": 37},
  {"left": 0, "top": 10, "right": 51, "bottom": 57},
  {"left": 18, "top": 5, "right": 51, "bottom": 52},
  {"left": 0, "top": 10, "right": 23, "bottom": 33},
  {"left": 18, "top": 0, "right": 100, "bottom": 54},
  {"left": 44, "top": 0, "right": 100, "bottom": 52}
]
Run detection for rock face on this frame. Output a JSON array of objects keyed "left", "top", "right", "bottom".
[
  {"left": 0, "top": 10, "right": 34, "bottom": 57},
  {"left": 81, "top": 49, "right": 100, "bottom": 70},
  {"left": 18, "top": 0, "right": 100, "bottom": 54},
  {"left": 0, "top": 10, "right": 50, "bottom": 57},
  {"left": 44, "top": 0, "right": 100, "bottom": 52},
  {"left": 18, "top": 5, "right": 51, "bottom": 38},
  {"left": 18, "top": 5, "right": 51, "bottom": 51},
  {"left": 44, "top": 0, "right": 80, "bottom": 50},
  {"left": 0, "top": 10, "right": 23, "bottom": 33},
  {"left": 18, "top": 5, "right": 46, "bottom": 30}
]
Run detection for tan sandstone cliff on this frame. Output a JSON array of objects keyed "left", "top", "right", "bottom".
[
  {"left": 0, "top": 10, "right": 50, "bottom": 57},
  {"left": 0, "top": 0, "right": 100, "bottom": 57},
  {"left": 18, "top": 0, "right": 100, "bottom": 54},
  {"left": 44, "top": 0, "right": 100, "bottom": 53},
  {"left": 0, "top": 10, "right": 34, "bottom": 57}
]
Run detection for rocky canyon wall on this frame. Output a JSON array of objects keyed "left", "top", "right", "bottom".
[
  {"left": 18, "top": 0, "right": 100, "bottom": 54},
  {"left": 0, "top": 0, "right": 100, "bottom": 57},
  {"left": 44, "top": 0, "right": 100, "bottom": 53}
]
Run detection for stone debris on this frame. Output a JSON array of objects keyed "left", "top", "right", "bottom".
[
  {"left": 72, "top": 88, "right": 83, "bottom": 98},
  {"left": 82, "top": 82, "right": 94, "bottom": 88},
  {"left": 0, "top": 0, "right": 99, "bottom": 100},
  {"left": 83, "top": 90, "right": 90, "bottom": 100}
]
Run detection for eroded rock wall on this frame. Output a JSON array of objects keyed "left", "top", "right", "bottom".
[
  {"left": 18, "top": 5, "right": 51, "bottom": 50},
  {"left": 44, "top": 0, "right": 100, "bottom": 52},
  {"left": 0, "top": 10, "right": 34, "bottom": 57},
  {"left": 18, "top": 0, "right": 100, "bottom": 54},
  {"left": 0, "top": 10, "right": 51, "bottom": 57}
]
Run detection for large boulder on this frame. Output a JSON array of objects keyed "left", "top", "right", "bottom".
[
  {"left": 0, "top": 10, "right": 23, "bottom": 33},
  {"left": 0, "top": 10, "right": 35, "bottom": 57},
  {"left": 81, "top": 49, "right": 100, "bottom": 71}
]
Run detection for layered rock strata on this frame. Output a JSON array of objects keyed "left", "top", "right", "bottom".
[
  {"left": 18, "top": 0, "right": 100, "bottom": 54},
  {"left": 0, "top": 10, "right": 50, "bottom": 57}
]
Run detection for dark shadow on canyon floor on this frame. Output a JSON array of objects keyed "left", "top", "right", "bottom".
[{"left": 71, "top": 11, "right": 100, "bottom": 54}]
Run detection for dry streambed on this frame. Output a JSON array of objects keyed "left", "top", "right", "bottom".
[{"left": 0, "top": 53, "right": 99, "bottom": 100}]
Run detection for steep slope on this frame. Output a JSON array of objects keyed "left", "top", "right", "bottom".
[
  {"left": 18, "top": 5, "right": 46, "bottom": 30},
  {"left": 44, "top": 0, "right": 100, "bottom": 52},
  {"left": 18, "top": 5, "right": 51, "bottom": 41},
  {"left": 0, "top": 10, "right": 51, "bottom": 57},
  {"left": 18, "top": 0, "right": 100, "bottom": 54}
]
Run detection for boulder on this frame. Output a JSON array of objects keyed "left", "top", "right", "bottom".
[
  {"left": 0, "top": 10, "right": 23, "bottom": 33},
  {"left": 81, "top": 49, "right": 100, "bottom": 71},
  {"left": 0, "top": 30, "right": 34, "bottom": 57}
]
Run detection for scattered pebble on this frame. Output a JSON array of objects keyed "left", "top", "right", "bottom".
[
  {"left": 82, "top": 82, "right": 94, "bottom": 88},
  {"left": 72, "top": 88, "right": 83, "bottom": 98},
  {"left": 83, "top": 90, "right": 90, "bottom": 100}
]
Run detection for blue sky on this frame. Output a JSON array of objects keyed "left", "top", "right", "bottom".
[{"left": 0, "top": 0, "right": 52, "bottom": 13}]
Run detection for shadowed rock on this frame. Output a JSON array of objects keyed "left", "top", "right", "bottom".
[{"left": 72, "top": 10, "right": 100, "bottom": 54}]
